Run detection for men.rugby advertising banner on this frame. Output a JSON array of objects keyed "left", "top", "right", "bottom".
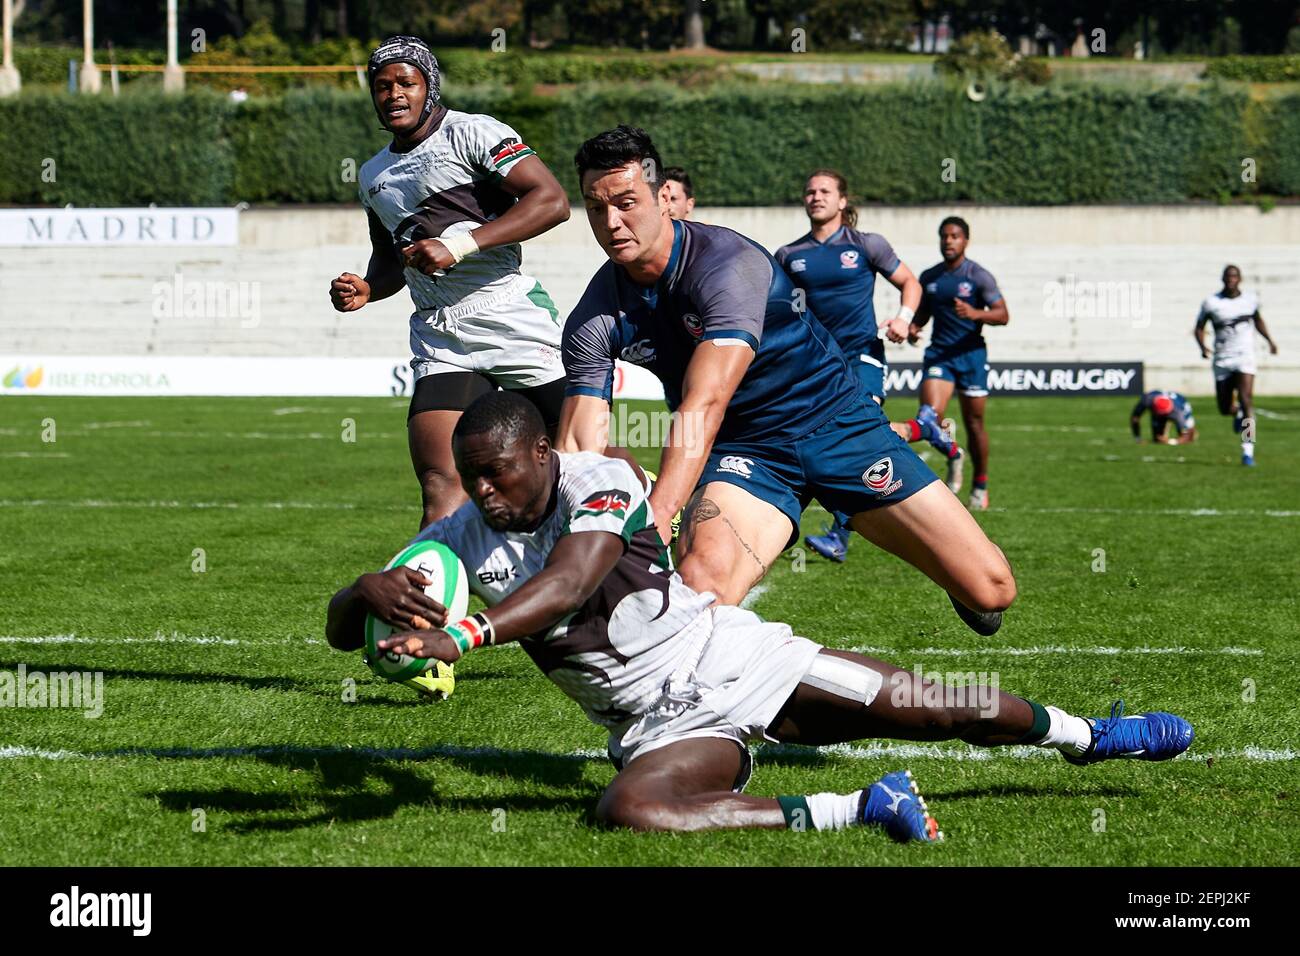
[{"left": 884, "top": 362, "right": 1144, "bottom": 397}]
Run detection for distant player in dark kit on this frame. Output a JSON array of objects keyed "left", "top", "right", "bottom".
[
  {"left": 663, "top": 167, "right": 695, "bottom": 221},
  {"left": 328, "top": 35, "right": 571, "bottom": 531},
  {"left": 907, "top": 217, "right": 1010, "bottom": 510},
  {"left": 1130, "top": 390, "right": 1197, "bottom": 445},
  {"left": 556, "top": 126, "right": 1016, "bottom": 636},
  {"left": 774, "top": 169, "right": 928, "bottom": 563},
  {"left": 1194, "top": 265, "right": 1279, "bottom": 466},
  {"left": 326, "top": 391, "right": 1195, "bottom": 837}
]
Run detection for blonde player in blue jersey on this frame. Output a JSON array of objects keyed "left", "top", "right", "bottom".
[{"left": 775, "top": 169, "right": 949, "bottom": 563}]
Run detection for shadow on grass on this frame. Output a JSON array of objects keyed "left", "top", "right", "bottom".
[
  {"left": 0, "top": 658, "right": 513, "bottom": 703},
  {"left": 138, "top": 745, "right": 605, "bottom": 834}
]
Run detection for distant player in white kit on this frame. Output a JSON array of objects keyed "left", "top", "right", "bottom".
[
  {"left": 1193, "top": 265, "right": 1279, "bottom": 466},
  {"left": 329, "top": 35, "right": 571, "bottom": 527}
]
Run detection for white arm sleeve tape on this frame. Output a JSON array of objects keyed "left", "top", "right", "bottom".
[
  {"left": 801, "top": 653, "right": 884, "bottom": 706},
  {"left": 895, "top": 305, "right": 915, "bottom": 323}
]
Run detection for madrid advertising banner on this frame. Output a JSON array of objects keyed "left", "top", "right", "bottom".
[
  {"left": 0, "top": 356, "right": 667, "bottom": 400},
  {"left": 883, "top": 362, "right": 1144, "bottom": 397},
  {"left": 0, "top": 208, "right": 239, "bottom": 246}
]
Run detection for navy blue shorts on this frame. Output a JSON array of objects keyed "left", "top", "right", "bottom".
[
  {"left": 923, "top": 346, "right": 989, "bottom": 397},
  {"left": 699, "top": 398, "right": 939, "bottom": 548},
  {"left": 851, "top": 339, "right": 888, "bottom": 405}
]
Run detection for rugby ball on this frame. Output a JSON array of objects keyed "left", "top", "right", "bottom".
[{"left": 364, "top": 540, "right": 469, "bottom": 680}]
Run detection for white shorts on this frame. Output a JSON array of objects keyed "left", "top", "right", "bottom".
[
  {"left": 1213, "top": 357, "right": 1256, "bottom": 381},
  {"left": 608, "top": 606, "right": 824, "bottom": 780},
  {"left": 410, "top": 274, "right": 565, "bottom": 389}
]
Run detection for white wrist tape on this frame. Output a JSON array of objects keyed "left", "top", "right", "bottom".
[
  {"left": 440, "top": 230, "right": 480, "bottom": 265},
  {"left": 895, "top": 305, "right": 916, "bottom": 324}
]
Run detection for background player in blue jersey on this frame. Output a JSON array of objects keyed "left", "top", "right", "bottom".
[
  {"left": 907, "top": 217, "right": 1009, "bottom": 510},
  {"left": 556, "top": 126, "right": 1016, "bottom": 636},
  {"left": 775, "top": 169, "right": 929, "bottom": 563},
  {"left": 1130, "top": 391, "right": 1198, "bottom": 445}
]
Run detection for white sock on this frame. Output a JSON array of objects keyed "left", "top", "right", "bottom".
[
  {"left": 1033, "top": 705, "right": 1093, "bottom": 756},
  {"left": 1242, "top": 441, "right": 1255, "bottom": 457},
  {"left": 806, "top": 791, "right": 862, "bottom": 831}
]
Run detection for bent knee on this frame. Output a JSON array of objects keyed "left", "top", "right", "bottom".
[
  {"left": 967, "top": 562, "right": 1017, "bottom": 612},
  {"left": 596, "top": 793, "right": 683, "bottom": 832},
  {"left": 677, "top": 556, "right": 746, "bottom": 606}
]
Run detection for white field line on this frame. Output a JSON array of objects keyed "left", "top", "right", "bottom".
[
  {"left": 0, "top": 635, "right": 1264, "bottom": 658},
  {"left": 848, "top": 645, "right": 1264, "bottom": 657},
  {"left": 0, "top": 633, "right": 322, "bottom": 646},
  {"left": 1254, "top": 408, "right": 1291, "bottom": 421},
  {"left": 0, "top": 452, "right": 70, "bottom": 458},
  {"left": 801, "top": 502, "right": 1299, "bottom": 519},
  {"left": 740, "top": 584, "right": 769, "bottom": 610},
  {"left": 0, "top": 499, "right": 409, "bottom": 511},
  {"left": 0, "top": 742, "right": 1292, "bottom": 763}
]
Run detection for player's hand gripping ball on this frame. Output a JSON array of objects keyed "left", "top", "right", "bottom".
[{"left": 364, "top": 540, "right": 469, "bottom": 681}]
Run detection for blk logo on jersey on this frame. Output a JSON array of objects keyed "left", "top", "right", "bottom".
[
  {"left": 368, "top": 181, "right": 387, "bottom": 197},
  {"left": 840, "top": 250, "right": 860, "bottom": 269},
  {"left": 718, "top": 456, "right": 753, "bottom": 478},
  {"left": 576, "top": 489, "right": 631, "bottom": 519},
  {"left": 682, "top": 313, "right": 704, "bottom": 338},
  {"left": 863, "top": 456, "right": 903, "bottom": 497},
  {"left": 477, "top": 567, "right": 517, "bottom": 586}
]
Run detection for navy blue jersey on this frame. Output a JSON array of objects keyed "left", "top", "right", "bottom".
[
  {"left": 919, "top": 258, "right": 1003, "bottom": 355},
  {"left": 1133, "top": 390, "right": 1194, "bottom": 431},
  {"left": 564, "top": 219, "right": 859, "bottom": 446},
  {"left": 774, "top": 227, "right": 901, "bottom": 359}
]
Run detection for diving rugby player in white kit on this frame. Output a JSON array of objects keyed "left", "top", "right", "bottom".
[{"left": 330, "top": 35, "right": 571, "bottom": 528}]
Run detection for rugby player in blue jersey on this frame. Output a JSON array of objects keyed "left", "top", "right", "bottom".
[
  {"left": 1130, "top": 390, "right": 1198, "bottom": 445},
  {"left": 556, "top": 127, "right": 1015, "bottom": 635},
  {"left": 908, "top": 217, "right": 1010, "bottom": 510},
  {"left": 776, "top": 169, "right": 959, "bottom": 563}
]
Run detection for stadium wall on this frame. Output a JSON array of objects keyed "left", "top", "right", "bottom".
[{"left": 2, "top": 205, "right": 1297, "bottom": 396}]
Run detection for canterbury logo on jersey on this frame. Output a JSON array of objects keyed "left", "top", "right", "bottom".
[
  {"left": 718, "top": 456, "right": 753, "bottom": 478},
  {"left": 620, "top": 339, "right": 657, "bottom": 364},
  {"left": 575, "top": 489, "right": 631, "bottom": 518}
]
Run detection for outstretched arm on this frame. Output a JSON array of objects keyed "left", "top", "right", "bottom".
[
  {"left": 648, "top": 342, "right": 753, "bottom": 549},
  {"left": 377, "top": 531, "right": 624, "bottom": 661}
]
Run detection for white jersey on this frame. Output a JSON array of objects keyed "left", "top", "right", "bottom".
[
  {"left": 412, "top": 452, "right": 716, "bottom": 729},
  {"left": 359, "top": 108, "right": 545, "bottom": 316},
  {"left": 1198, "top": 289, "right": 1259, "bottom": 370}
]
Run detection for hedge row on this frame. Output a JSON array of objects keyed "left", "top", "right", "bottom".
[
  {"left": 1, "top": 82, "right": 1296, "bottom": 207},
  {"left": 1204, "top": 55, "right": 1300, "bottom": 82}
]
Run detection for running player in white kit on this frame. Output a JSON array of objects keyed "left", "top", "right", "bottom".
[
  {"left": 1193, "top": 265, "right": 1279, "bottom": 466},
  {"left": 329, "top": 36, "right": 571, "bottom": 527}
]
